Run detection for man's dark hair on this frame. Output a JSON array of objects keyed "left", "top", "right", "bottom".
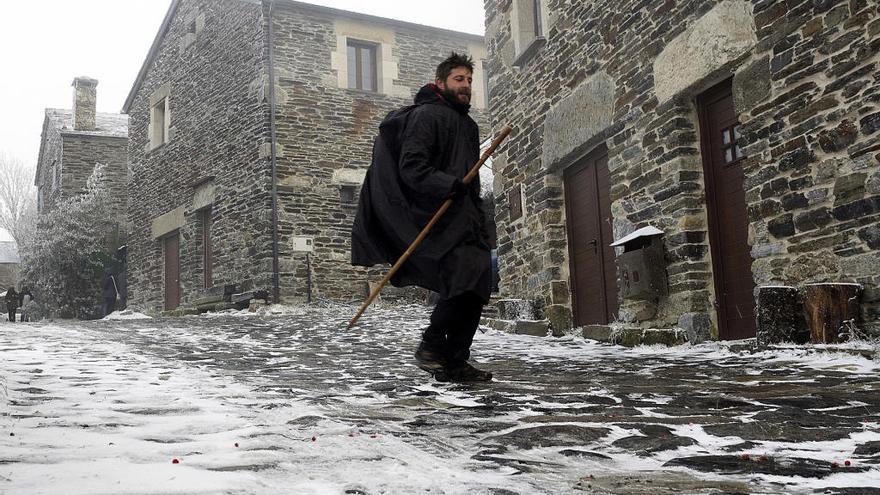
[{"left": 436, "top": 52, "right": 475, "bottom": 82}]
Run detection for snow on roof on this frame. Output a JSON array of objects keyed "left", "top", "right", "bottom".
[
  {"left": 0, "top": 241, "right": 20, "bottom": 264},
  {"left": 46, "top": 108, "right": 128, "bottom": 138}
]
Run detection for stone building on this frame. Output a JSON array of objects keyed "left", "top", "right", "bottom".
[
  {"left": 484, "top": 0, "right": 879, "bottom": 339},
  {"left": 0, "top": 241, "right": 20, "bottom": 289},
  {"left": 35, "top": 77, "right": 129, "bottom": 239},
  {"left": 123, "top": 0, "right": 487, "bottom": 312}
]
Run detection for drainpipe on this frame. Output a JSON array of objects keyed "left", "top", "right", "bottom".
[{"left": 267, "top": 0, "right": 281, "bottom": 304}]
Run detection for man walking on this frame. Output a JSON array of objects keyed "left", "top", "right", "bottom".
[
  {"left": 352, "top": 53, "right": 493, "bottom": 382},
  {"left": 5, "top": 287, "right": 18, "bottom": 323}
]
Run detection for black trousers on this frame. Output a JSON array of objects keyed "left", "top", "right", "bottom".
[
  {"left": 422, "top": 291, "right": 484, "bottom": 365},
  {"left": 6, "top": 305, "right": 15, "bottom": 323}
]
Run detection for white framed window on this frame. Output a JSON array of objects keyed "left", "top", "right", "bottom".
[
  {"left": 148, "top": 84, "right": 171, "bottom": 150},
  {"left": 511, "top": 0, "right": 550, "bottom": 67},
  {"left": 330, "top": 20, "right": 409, "bottom": 98},
  {"left": 346, "top": 39, "right": 378, "bottom": 92}
]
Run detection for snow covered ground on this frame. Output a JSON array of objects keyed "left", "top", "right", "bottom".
[{"left": 1, "top": 303, "right": 879, "bottom": 494}]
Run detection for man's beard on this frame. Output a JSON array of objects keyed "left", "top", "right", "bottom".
[{"left": 441, "top": 87, "right": 471, "bottom": 106}]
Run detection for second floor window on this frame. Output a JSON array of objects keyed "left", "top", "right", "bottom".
[
  {"left": 150, "top": 97, "right": 168, "bottom": 149},
  {"left": 347, "top": 40, "right": 378, "bottom": 92}
]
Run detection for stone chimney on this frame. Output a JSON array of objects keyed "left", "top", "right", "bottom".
[{"left": 72, "top": 77, "right": 98, "bottom": 131}]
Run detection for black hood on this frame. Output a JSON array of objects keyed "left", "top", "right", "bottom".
[{"left": 414, "top": 84, "right": 471, "bottom": 114}]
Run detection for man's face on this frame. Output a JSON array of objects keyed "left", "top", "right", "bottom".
[{"left": 437, "top": 67, "right": 473, "bottom": 105}]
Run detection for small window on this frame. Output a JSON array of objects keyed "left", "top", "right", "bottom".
[
  {"left": 509, "top": 184, "right": 523, "bottom": 222},
  {"left": 511, "top": 0, "right": 548, "bottom": 66},
  {"left": 340, "top": 184, "right": 357, "bottom": 204},
  {"left": 346, "top": 40, "right": 378, "bottom": 92},
  {"left": 721, "top": 124, "right": 744, "bottom": 164},
  {"left": 150, "top": 97, "right": 168, "bottom": 149},
  {"left": 532, "top": 0, "right": 544, "bottom": 38}
]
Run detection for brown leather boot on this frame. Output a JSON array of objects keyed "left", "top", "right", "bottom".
[
  {"left": 445, "top": 362, "right": 493, "bottom": 382},
  {"left": 414, "top": 342, "right": 446, "bottom": 375}
]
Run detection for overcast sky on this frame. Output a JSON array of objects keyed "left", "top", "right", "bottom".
[{"left": 0, "top": 0, "right": 486, "bottom": 242}]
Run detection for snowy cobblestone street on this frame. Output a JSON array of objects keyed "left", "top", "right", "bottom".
[{"left": 2, "top": 304, "right": 880, "bottom": 494}]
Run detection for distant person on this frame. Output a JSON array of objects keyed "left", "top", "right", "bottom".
[
  {"left": 101, "top": 269, "right": 119, "bottom": 317},
  {"left": 19, "top": 287, "right": 34, "bottom": 322},
  {"left": 5, "top": 287, "right": 18, "bottom": 323}
]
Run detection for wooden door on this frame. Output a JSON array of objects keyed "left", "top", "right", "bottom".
[
  {"left": 163, "top": 232, "right": 181, "bottom": 311},
  {"left": 564, "top": 146, "right": 618, "bottom": 326},
  {"left": 200, "top": 209, "right": 213, "bottom": 289},
  {"left": 698, "top": 80, "right": 756, "bottom": 340}
]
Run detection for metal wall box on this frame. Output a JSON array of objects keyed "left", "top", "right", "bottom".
[{"left": 611, "top": 226, "right": 667, "bottom": 301}]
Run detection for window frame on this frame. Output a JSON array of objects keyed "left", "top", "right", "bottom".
[
  {"left": 346, "top": 39, "right": 379, "bottom": 92},
  {"left": 509, "top": 183, "right": 524, "bottom": 223},
  {"left": 150, "top": 97, "right": 168, "bottom": 150},
  {"left": 512, "top": 0, "right": 548, "bottom": 67}
]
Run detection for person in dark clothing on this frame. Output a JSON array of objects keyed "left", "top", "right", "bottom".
[
  {"left": 101, "top": 268, "right": 119, "bottom": 317},
  {"left": 5, "top": 287, "right": 18, "bottom": 323},
  {"left": 352, "top": 52, "right": 493, "bottom": 382}
]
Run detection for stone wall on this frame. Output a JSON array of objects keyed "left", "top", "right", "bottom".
[
  {"left": 126, "top": 0, "right": 272, "bottom": 312},
  {"left": 127, "top": 0, "right": 489, "bottom": 311},
  {"left": 485, "top": 0, "right": 879, "bottom": 336},
  {"left": 36, "top": 117, "right": 64, "bottom": 214},
  {"left": 268, "top": 3, "right": 488, "bottom": 301},
  {"left": 60, "top": 134, "right": 129, "bottom": 233},
  {"left": 0, "top": 264, "right": 19, "bottom": 289}
]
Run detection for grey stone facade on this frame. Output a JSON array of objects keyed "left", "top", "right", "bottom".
[
  {"left": 484, "top": 0, "right": 880, "bottom": 337},
  {"left": 124, "top": 0, "right": 487, "bottom": 312},
  {"left": 35, "top": 78, "right": 129, "bottom": 239},
  {"left": 0, "top": 242, "right": 20, "bottom": 289}
]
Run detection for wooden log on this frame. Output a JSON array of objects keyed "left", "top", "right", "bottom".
[
  {"left": 756, "top": 286, "right": 808, "bottom": 346},
  {"left": 801, "top": 283, "right": 862, "bottom": 344}
]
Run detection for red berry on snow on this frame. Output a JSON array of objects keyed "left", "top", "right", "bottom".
[
  {"left": 311, "top": 436, "right": 316, "bottom": 442},
  {"left": 172, "top": 458, "right": 180, "bottom": 464},
  {"left": 348, "top": 433, "right": 355, "bottom": 437},
  {"left": 234, "top": 443, "right": 239, "bottom": 448},
  {"left": 845, "top": 460, "right": 851, "bottom": 466}
]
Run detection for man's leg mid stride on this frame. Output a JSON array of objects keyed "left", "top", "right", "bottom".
[{"left": 414, "top": 292, "right": 492, "bottom": 382}]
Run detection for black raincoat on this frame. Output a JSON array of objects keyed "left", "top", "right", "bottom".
[{"left": 352, "top": 84, "right": 492, "bottom": 302}]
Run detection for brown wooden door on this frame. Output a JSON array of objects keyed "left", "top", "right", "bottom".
[
  {"left": 164, "top": 232, "right": 181, "bottom": 311},
  {"left": 564, "top": 146, "right": 618, "bottom": 326},
  {"left": 698, "top": 80, "right": 756, "bottom": 340}
]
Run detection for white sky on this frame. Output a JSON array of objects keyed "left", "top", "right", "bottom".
[{"left": 0, "top": 0, "right": 486, "bottom": 242}]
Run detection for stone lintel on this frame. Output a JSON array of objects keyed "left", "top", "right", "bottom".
[
  {"left": 653, "top": 0, "right": 757, "bottom": 104},
  {"left": 192, "top": 181, "right": 216, "bottom": 211},
  {"left": 542, "top": 71, "right": 615, "bottom": 171},
  {"left": 151, "top": 206, "right": 186, "bottom": 239},
  {"left": 331, "top": 169, "right": 367, "bottom": 185}
]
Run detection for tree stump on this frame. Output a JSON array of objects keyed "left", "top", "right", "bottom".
[
  {"left": 801, "top": 283, "right": 862, "bottom": 344},
  {"left": 757, "top": 286, "right": 808, "bottom": 346}
]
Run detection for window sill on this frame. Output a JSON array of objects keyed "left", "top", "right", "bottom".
[
  {"left": 513, "top": 36, "right": 546, "bottom": 68},
  {"left": 147, "top": 141, "right": 170, "bottom": 155},
  {"left": 345, "top": 87, "right": 382, "bottom": 97}
]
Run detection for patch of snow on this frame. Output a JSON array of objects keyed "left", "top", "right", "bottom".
[{"left": 103, "top": 310, "right": 152, "bottom": 320}]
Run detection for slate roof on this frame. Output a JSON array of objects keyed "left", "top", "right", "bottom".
[
  {"left": 46, "top": 108, "right": 129, "bottom": 138},
  {"left": 0, "top": 242, "right": 20, "bottom": 264}
]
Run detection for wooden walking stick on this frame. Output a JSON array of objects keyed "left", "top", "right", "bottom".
[{"left": 348, "top": 125, "right": 513, "bottom": 329}]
